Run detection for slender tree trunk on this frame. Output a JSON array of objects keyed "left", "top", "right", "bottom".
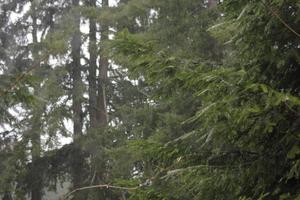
[
  {"left": 70, "top": 0, "right": 85, "bottom": 199},
  {"left": 30, "top": 115, "right": 42, "bottom": 200},
  {"left": 31, "top": 2, "right": 42, "bottom": 200},
  {"left": 88, "top": 0, "right": 98, "bottom": 130},
  {"left": 99, "top": 2, "right": 114, "bottom": 200},
  {"left": 71, "top": 0, "right": 83, "bottom": 139},
  {"left": 86, "top": 1, "right": 109, "bottom": 199},
  {"left": 97, "top": 0, "right": 109, "bottom": 127}
]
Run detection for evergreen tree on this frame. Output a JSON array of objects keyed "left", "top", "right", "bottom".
[
  {"left": 109, "top": 0, "right": 300, "bottom": 199},
  {"left": 0, "top": 0, "right": 299, "bottom": 199}
]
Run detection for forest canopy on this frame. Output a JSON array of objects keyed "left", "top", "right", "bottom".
[{"left": 0, "top": 0, "right": 299, "bottom": 200}]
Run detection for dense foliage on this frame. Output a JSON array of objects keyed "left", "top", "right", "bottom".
[{"left": 0, "top": 0, "right": 299, "bottom": 200}]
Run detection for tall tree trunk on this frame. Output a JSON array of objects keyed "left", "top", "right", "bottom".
[
  {"left": 100, "top": 2, "right": 113, "bottom": 200},
  {"left": 70, "top": 0, "right": 85, "bottom": 199},
  {"left": 71, "top": 0, "right": 83, "bottom": 139},
  {"left": 87, "top": 1, "right": 109, "bottom": 199},
  {"left": 97, "top": 0, "right": 109, "bottom": 127},
  {"left": 88, "top": 0, "right": 98, "bottom": 130},
  {"left": 31, "top": 2, "right": 42, "bottom": 200}
]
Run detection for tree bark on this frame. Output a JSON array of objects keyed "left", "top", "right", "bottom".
[
  {"left": 71, "top": 0, "right": 83, "bottom": 139},
  {"left": 97, "top": 0, "right": 109, "bottom": 127},
  {"left": 70, "top": 0, "right": 85, "bottom": 199},
  {"left": 88, "top": 0, "right": 98, "bottom": 130},
  {"left": 87, "top": 0, "right": 109, "bottom": 199},
  {"left": 30, "top": 2, "right": 42, "bottom": 200}
]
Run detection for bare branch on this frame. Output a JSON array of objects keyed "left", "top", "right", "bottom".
[{"left": 61, "top": 184, "right": 139, "bottom": 200}]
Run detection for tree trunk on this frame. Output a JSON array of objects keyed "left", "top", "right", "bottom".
[
  {"left": 87, "top": 0, "right": 109, "bottom": 199},
  {"left": 71, "top": 0, "right": 83, "bottom": 139},
  {"left": 30, "top": 2, "right": 42, "bottom": 200},
  {"left": 30, "top": 120, "right": 42, "bottom": 200},
  {"left": 88, "top": 0, "right": 98, "bottom": 130},
  {"left": 70, "top": 0, "right": 85, "bottom": 199},
  {"left": 97, "top": 0, "right": 109, "bottom": 127}
]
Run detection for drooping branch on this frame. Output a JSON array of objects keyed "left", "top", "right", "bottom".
[
  {"left": 61, "top": 184, "right": 139, "bottom": 200},
  {"left": 261, "top": 0, "right": 300, "bottom": 38}
]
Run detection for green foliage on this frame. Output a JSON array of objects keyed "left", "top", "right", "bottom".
[
  {"left": 109, "top": 0, "right": 300, "bottom": 199},
  {"left": 1, "top": 0, "right": 299, "bottom": 199}
]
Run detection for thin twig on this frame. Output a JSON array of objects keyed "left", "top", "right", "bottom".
[
  {"left": 61, "top": 184, "right": 139, "bottom": 200},
  {"left": 0, "top": 55, "right": 48, "bottom": 98},
  {"left": 0, "top": 65, "right": 35, "bottom": 97},
  {"left": 261, "top": 0, "right": 300, "bottom": 38},
  {"left": 160, "top": 162, "right": 254, "bottom": 180}
]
